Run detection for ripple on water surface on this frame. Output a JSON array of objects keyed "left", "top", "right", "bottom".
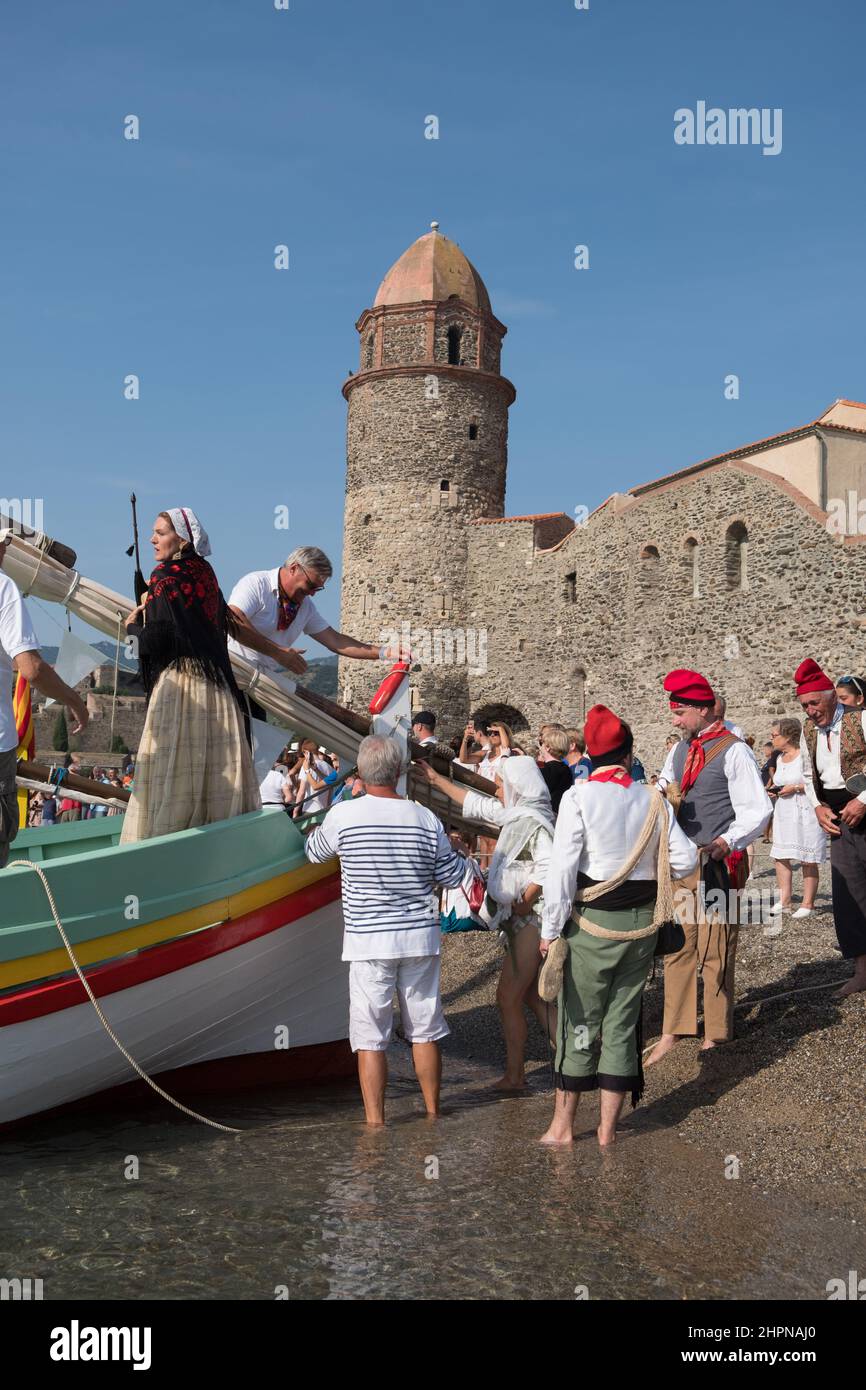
[{"left": 1, "top": 1054, "right": 863, "bottom": 1300}]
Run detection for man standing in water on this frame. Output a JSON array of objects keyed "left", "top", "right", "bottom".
[{"left": 305, "top": 735, "right": 467, "bottom": 1126}]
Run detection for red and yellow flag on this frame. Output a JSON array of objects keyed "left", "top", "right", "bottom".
[{"left": 13, "top": 674, "right": 34, "bottom": 825}]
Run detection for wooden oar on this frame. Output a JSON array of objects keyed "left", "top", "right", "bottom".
[
  {"left": 17, "top": 760, "right": 131, "bottom": 805},
  {"left": 0, "top": 511, "right": 77, "bottom": 568}
]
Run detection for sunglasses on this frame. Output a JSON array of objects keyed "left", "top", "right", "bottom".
[
  {"left": 296, "top": 563, "right": 325, "bottom": 594},
  {"left": 488, "top": 730, "right": 501, "bottom": 739}
]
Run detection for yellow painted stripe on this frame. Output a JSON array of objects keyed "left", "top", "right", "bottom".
[{"left": 0, "top": 857, "right": 339, "bottom": 992}]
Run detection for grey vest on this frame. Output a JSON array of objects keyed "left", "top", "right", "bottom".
[{"left": 671, "top": 737, "right": 735, "bottom": 845}]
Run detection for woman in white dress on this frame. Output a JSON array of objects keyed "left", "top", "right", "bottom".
[{"left": 768, "top": 716, "right": 826, "bottom": 926}]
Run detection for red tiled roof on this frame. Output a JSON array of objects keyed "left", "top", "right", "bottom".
[
  {"left": 470, "top": 511, "right": 571, "bottom": 525},
  {"left": 813, "top": 398, "right": 866, "bottom": 419},
  {"left": 630, "top": 409, "right": 866, "bottom": 497}
]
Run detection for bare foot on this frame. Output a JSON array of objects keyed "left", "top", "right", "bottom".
[
  {"left": 597, "top": 1127, "right": 617, "bottom": 1147},
  {"left": 492, "top": 1076, "right": 527, "bottom": 1091},
  {"left": 538, "top": 1128, "right": 574, "bottom": 1147},
  {"left": 699, "top": 1039, "right": 718, "bottom": 1052},
  {"left": 834, "top": 975, "right": 866, "bottom": 999},
  {"left": 645, "top": 1033, "right": 679, "bottom": 1066}
]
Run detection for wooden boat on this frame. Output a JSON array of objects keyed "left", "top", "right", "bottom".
[
  {"left": 0, "top": 522, "right": 497, "bottom": 1127},
  {"left": 0, "top": 808, "right": 348, "bottom": 1126}
]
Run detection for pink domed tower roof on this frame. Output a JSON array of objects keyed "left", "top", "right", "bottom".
[{"left": 373, "top": 223, "right": 492, "bottom": 315}]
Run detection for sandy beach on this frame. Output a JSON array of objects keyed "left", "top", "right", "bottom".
[{"left": 439, "top": 843, "right": 866, "bottom": 1223}]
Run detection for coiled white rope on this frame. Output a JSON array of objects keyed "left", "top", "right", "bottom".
[{"left": 8, "top": 860, "right": 242, "bottom": 1133}]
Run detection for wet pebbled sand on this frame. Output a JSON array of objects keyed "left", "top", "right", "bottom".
[{"left": 439, "top": 845, "right": 866, "bottom": 1224}]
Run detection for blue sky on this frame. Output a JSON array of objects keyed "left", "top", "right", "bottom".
[{"left": 2, "top": 0, "right": 864, "bottom": 646}]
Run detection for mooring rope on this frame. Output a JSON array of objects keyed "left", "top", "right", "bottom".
[{"left": 7, "top": 860, "right": 242, "bottom": 1133}]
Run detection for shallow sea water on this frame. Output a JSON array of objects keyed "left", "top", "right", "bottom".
[{"left": 1, "top": 1047, "right": 863, "bottom": 1301}]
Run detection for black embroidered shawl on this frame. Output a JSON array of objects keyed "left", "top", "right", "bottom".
[{"left": 128, "top": 553, "right": 242, "bottom": 704}]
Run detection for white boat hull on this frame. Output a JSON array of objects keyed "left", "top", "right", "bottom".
[{"left": 0, "top": 900, "right": 349, "bottom": 1125}]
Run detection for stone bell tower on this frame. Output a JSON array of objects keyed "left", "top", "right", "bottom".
[{"left": 338, "top": 223, "right": 515, "bottom": 731}]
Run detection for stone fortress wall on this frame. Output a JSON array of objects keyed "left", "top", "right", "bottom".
[{"left": 338, "top": 228, "right": 866, "bottom": 763}]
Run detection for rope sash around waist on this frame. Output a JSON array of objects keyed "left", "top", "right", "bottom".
[{"left": 570, "top": 910, "right": 658, "bottom": 942}]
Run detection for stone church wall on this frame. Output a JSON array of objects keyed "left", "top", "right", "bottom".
[{"left": 465, "top": 462, "right": 866, "bottom": 771}]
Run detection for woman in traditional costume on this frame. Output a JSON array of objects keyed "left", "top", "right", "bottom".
[
  {"left": 414, "top": 754, "right": 555, "bottom": 1090},
  {"left": 120, "top": 508, "right": 260, "bottom": 843}
]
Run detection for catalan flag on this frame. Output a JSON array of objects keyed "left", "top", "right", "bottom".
[{"left": 13, "top": 673, "right": 34, "bottom": 825}]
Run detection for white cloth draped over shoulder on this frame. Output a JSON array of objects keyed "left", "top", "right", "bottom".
[{"left": 462, "top": 756, "right": 555, "bottom": 922}]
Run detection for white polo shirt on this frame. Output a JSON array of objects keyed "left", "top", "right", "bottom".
[
  {"left": 227, "top": 567, "right": 330, "bottom": 677},
  {"left": 0, "top": 571, "right": 40, "bottom": 753}
]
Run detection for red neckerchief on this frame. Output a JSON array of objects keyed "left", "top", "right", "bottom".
[
  {"left": 680, "top": 719, "right": 726, "bottom": 795},
  {"left": 589, "top": 767, "right": 632, "bottom": 787},
  {"left": 276, "top": 584, "right": 301, "bottom": 633}
]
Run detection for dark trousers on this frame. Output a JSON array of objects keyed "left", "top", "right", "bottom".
[
  {"left": 0, "top": 746, "right": 19, "bottom": 870},
  {"left": 830, "top": 824, "right": 866, "bottom": 957}
]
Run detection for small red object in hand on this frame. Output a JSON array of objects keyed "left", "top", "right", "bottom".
[{"left": 369, "top": 662, "right": 411, "bottom": 715}]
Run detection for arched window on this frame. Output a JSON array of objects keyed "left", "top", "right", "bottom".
[
  {"left": 563, "top": 571, "right": 576, "bottom": 604},
  {"left": 637, "top": 545, "right": 661, "bottom": 603},
  {"left": 682, "top": 537, "right": 699, "bottom": 598},
  {"left": 363, "top": 334, "right": 375, "bottom": 369},
  {"left": 573, "top": 667, "right": 587, "bottom": 723},
  {"left": 468, "top": 423, "right": 478, "bottom": 440},
  {"left": 471, "top": 703, "right": 528, "bottom": 734},
  {"left": 725, "top": 521, "right": 749, "bottom": 591},
  {"left": 447, "top": 326, "right": 462, "bottom": 365}
]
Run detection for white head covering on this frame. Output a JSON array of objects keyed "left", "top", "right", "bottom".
[
  {"left": 165, "top": 507, "right": 211, "bottom": 557},
  {"left": 482, "top": 755, "right": 555, "bottom": 918},
  {"left": 498, "top": 755, "right": 555, "bottom": 829}
]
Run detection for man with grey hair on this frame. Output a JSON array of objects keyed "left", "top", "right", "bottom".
[
  {"left": 305, "top": 734, "right": 467, "bottom": 1125},
  {"left": 227, "top": 548, "right": 407, "bottom": 715}
]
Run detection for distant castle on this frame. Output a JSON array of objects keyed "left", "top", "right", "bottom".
[{"left": 338, "top": 225, "right": 866, "bottom": 763}]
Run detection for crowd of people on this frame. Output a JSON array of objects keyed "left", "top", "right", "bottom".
[
  {"left": 3, "top": 515, "right": 865, "bottom": 1150},
  {"left": 305, "top": 661, "right": 866, "bottom": 1146}
]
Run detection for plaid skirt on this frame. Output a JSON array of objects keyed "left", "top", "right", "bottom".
[{"left": 120, "top": 667, "right": 261, "bottom": 843}]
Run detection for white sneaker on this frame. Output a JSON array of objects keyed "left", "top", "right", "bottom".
[
  {"left": 763, "top": 924, "right": 784, "bottom": 937},
  {"left": 790, "top": 907, "right": 813, "bottom": 920},
  {"left": 768, "top": 901, "right": 788, "bottom": 915}
]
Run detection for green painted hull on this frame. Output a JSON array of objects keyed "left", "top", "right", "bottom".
[{"left": 1, "top": 809, "right": 313, "bottom": 966}]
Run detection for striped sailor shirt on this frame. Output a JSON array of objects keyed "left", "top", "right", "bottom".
[{"left": 305, "top": 795, "right": 467, "bottom": 960}]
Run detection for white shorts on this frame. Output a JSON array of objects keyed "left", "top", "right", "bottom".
[{"left": 348, "top": 955, "right": 449, "bottom": 1052}]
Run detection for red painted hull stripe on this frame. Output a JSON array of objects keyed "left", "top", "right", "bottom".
[{"left": 0, "top": 871, "right": 342, "bottom": 1028}]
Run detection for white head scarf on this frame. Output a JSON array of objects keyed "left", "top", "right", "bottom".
[
  {"left": 165, "top": 507, "right": 212, "bottom": 557},
  {"left": 498, "top": 755, "right": 555, "bottom": 828},
  {"left": 484, "top": 756, "right": 555, "bottom": 914}
]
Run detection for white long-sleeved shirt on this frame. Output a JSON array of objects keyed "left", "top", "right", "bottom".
[
  {"left": 799, "top": 705, "right": 866, "bottom": 808},
  {"left": 657, "top": 739, "right": 772, "bottom": 851},
  {"left": 540, "top": 780, "right": 698, "bottom": 940}
]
